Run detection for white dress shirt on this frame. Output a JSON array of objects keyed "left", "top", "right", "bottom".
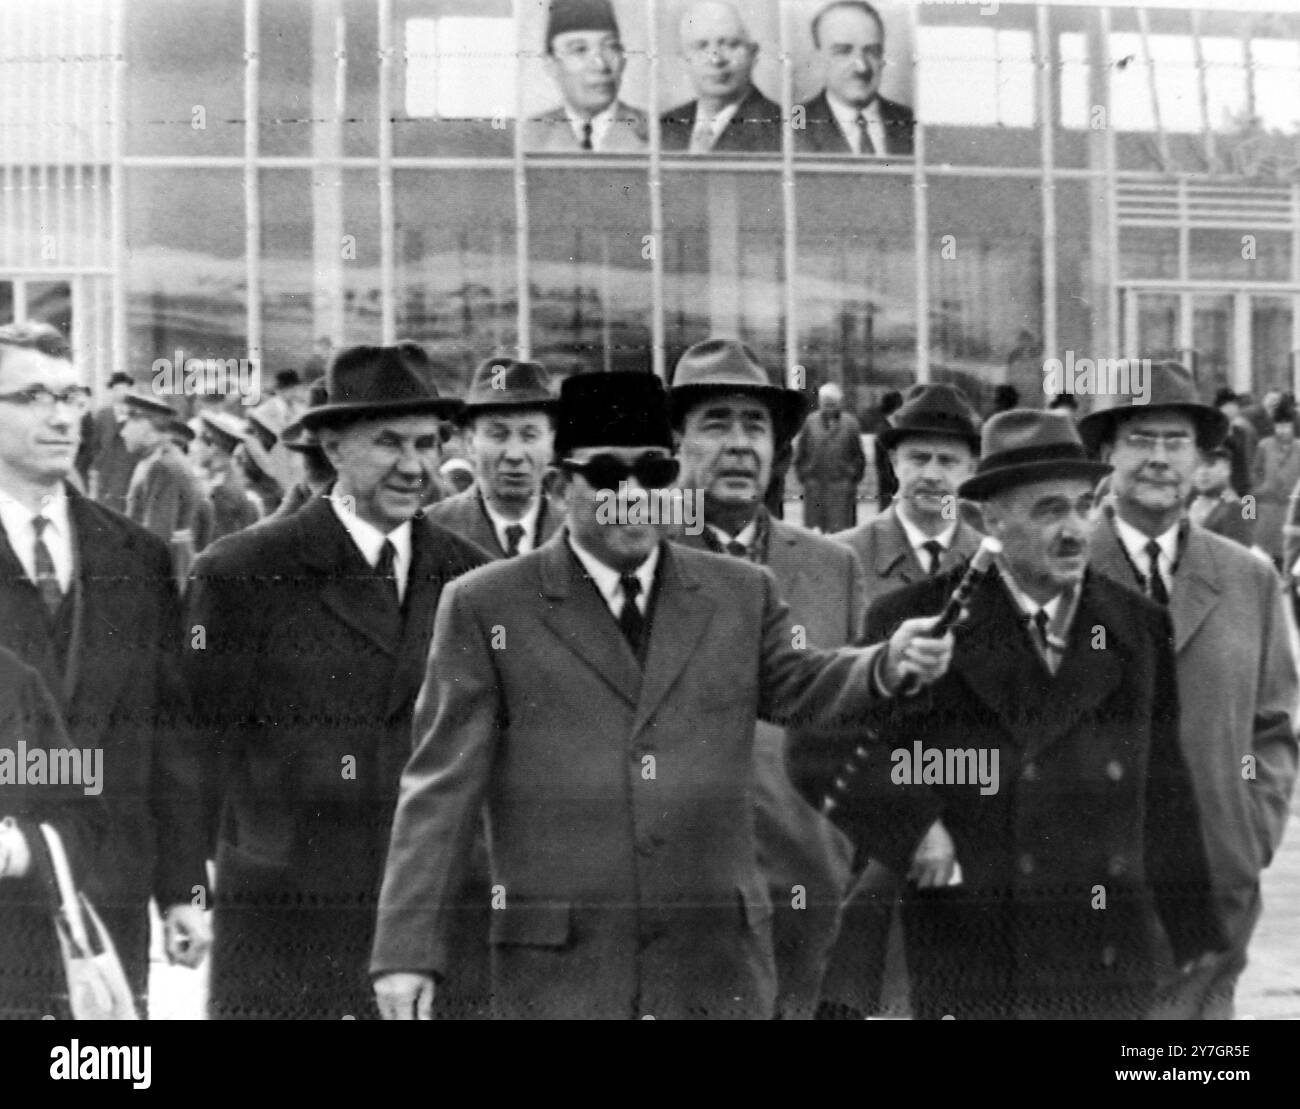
[
  {"left": 329, "top": 495, "right": 413, "bottom": 602},
  {"left": 689, "top": 99, "right": 742, "bottom": 152},
  {"left": 706, "top": 516, "right": 758, "bottom": 553},
  {"left": 895, "top": 508, "right": 958, "bottom": 570},
  {"left": 1113, "top": 514, "right": 1179, "bottom": 599},
  {"left": 0, "top": 486, "right": 74, "bottom": 591},
  {"left": 568, "top": 533, "right": 659, "bottom": 618},
  {"left": 566, "top": 102, "right": 619, "bottom": 150},
  {"left": 482, "top": 495, "right": 542, "bottom": 557},
  {"left": 826, "top": 90, "right": 887, "bottom": 155}
]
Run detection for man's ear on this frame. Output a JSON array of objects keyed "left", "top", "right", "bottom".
[
  {"left": 318, "top": 427, "right": 343, "bottom": 467},
  {"left": 979, "top": 498, "right": 1002, "bottom": 536}
]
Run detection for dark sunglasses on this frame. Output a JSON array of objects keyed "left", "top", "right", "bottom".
[{"left": 559, "top": 453, "right": 680, "bottom": 490}]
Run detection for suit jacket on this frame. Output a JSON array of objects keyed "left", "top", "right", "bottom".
[
  {"left": 0, "top": 648, "right": 114, "bottom": 1018},
  {"left": 660, "top": 86, "right": 783, "bottom": 154},
  {"left": 372, "top": 533, "right": 890, "bottom": 1019},
  {"left": 832, "top": 565, "right": 1226, "bottom": 1018},
  {"left": 794, "top": 91, "right": 915, "bottom": 157},
  {"left": 125, "top": 443, "right": 206, "bottom": 544},
  {"left": 186, "top": 497, "right": 490, "bottom": 904},
  {"left": 1089, "top": 514, "right": 1298, "bottom": 942},
  {"left": 1188, "top": 490, "right": 1254, "bottom": 550},
  {"left": 674, "top": 517, "right": 861, "bottom": 1018},
  {"left": 524, "top": 101, "right": 649, "bottom": 152},
  {"left": 794, "top": 410, "right": 866, "bottom": 488},
  {"left": 425, "top": 486, "right": 563, "bottom": 560},
  {"left": 86, "top": 407, "right": 138, "bottom": 516},
  {"left": 0, "top": 488, "right": 204, "bottom": 916},
  {"left": 834, "top": 504, "right": 983, "bottom": 610}
]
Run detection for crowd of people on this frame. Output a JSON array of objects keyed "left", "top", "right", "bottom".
[{"left": 0, "top": 319, "right": 1295, "bottom": 1021}]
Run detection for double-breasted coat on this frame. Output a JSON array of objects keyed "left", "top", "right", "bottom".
[
  {"left": 186, "top": 496, "right": 489, "bottom": 1018},
  {"left": 371, "top": 533, "right": 889, "bottom": 1020},
  {"left": 831, "top": 565, "right": 1227, "bottom": 1019}
]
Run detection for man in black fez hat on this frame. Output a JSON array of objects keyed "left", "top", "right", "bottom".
[
  {"left": 372, "top": 370, "right": 957, "bottom": 1021},
  {"left": 1082, "top": 361, "right": 1297, "bottom": 1019},
  {"left": 186, "top": 342, "right": 491, "bottom": 1019},
  {"left": 828, "top": 407, "right": 1226, "bottom": 1020}
]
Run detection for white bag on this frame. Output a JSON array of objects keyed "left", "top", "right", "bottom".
[{"left": 38, "top": 822, "right": 139, "bottom": 1020}]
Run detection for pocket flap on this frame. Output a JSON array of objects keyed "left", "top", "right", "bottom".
[{"left": 489, "top": 900, "right": 573, "bottom": 948}]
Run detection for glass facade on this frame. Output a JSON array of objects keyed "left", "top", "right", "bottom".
[{"left": 2, "top": 0, "right": 1299, "bottom": 413}]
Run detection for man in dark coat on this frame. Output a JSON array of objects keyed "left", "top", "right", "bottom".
[
  {"left": 187, "top": 342, "right": 490, "bottom": 1020},
  {"left": 795, "top": 2, "right": 914, "bottom": 157},
  {"left": 371, "top": 371, "right": 954, "bottom": 1020},
  {"left": 121, "top": 392, "right": 208, "bottom": 544},
  {"left": 794, "top": 381, "right": 866, "bottom": 533},
  {"left": 0, "top": 322, "right": 209, "bottom": 1013},
  {"left": 425, "top": 358, "right": 563, "bottom": 558},
  {"left": 668, "top": 339, "right": 860, "bottom": 1019},
  {"left": 82, "top": 370, "right": 138, "bottom": 513},
  {"left": 0, "top": 647, "right": 116, "bottom": 1019},
  {"left": 660, "top": 2, "right": 782, "bottom": 155},
  {"left": 829, "top": 409, "right": 1227, "bottom": 1019}
]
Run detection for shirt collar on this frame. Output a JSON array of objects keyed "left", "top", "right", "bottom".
[
  {"left": 894, "top": 507, "right": 958, "bottom": 556},
  {"left": 567, "top": 530, "right": 660, "bottom": 612},
  {"left": 0, "top": 485, "right": 71, "bottom": 540},
  {"left": 997, "top": 559, "right": 1064, "bottom": 623},
  {"left": 328, "top": 493, "right": 413, "bottom": 568},
  {"left": 565, "top": 100, "right": 618, "bottom": 146},
  {"left": 693, "top": 98, "right": 742, "bottom": 135},
  {"left": 707, "top": 516, "right": 758, "bottom": 551},
  {"left": 481, "top": 493, "right": 541, "bottom": 549},
  {"left": 826, "top": 89, "right": 882, "bottom": 132},
  {"left": 1113, "top": 512, "right": 1179, "bottom": 570}
]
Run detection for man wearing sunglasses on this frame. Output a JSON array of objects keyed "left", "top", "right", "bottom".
[
  {"left": 1081, "top": 362, "right": 1297, "bottom": 1019},
  {"left": 0, "top": 322, "right": 210, "bottom": 1015},
  {"left": 372, "top": 369, "right": 954, "bottom": 1021}
]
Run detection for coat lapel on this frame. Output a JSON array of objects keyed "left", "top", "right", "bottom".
[
  {"left": 538, "top": 534, "right": 641, "bottom": 708},
  {"left": 1166, "top": 527, "right": 1223, "bottom": 654},
  {"left": 300, "top": 499, "right": 401, "bottom": 657},
  {"left": 384, "top": 518, "right": 448, "bottom": 716},
  {"left": 874, "top": 508, "right": 922, "bottom": 585},
  {"left": 632, "top": 546, "right": 715, "bottom": 737}
]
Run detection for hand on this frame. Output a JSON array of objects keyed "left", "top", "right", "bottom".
[
  {"left": 1178, "top": 951, "right": 1219, "bottom": 977},
  {"left": 375, "top": 972, "right": 436, "bottom": 1020},
  {"left": 908, "top": 819, "right": 958, "bottom": 889},
  {"left": 161, "top": 903, "right": 211, "bottom": 968},
  {"left": 0, "top": 819, "right": 30, "bottom": 880},
  {"left": 882, "top": 616, "right": 956, "bottom": 693}
]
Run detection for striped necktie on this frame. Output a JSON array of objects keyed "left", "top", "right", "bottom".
[{"left": 32, "top": 515, "right": 64, "bottom": 617}]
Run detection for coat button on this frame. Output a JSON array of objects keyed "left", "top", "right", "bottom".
[
  {"left": 1100, "top": 945, "right": 1117, "bottom": 967},
  {"left": 1106, "top": 759, "right": 1124, "bottom": 782},
  {"left": 1108, "top": 855, "right": 1126, "bottom": 877},
  {"left": 1018, "top": 853, "right": 1035, "bottom": 875},
  {"left": 1021, "top": 762, "right": 1038, "bottom": 783}
]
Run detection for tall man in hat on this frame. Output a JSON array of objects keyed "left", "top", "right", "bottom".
[
  {"left": 526, "top": 0, "right": 648, "bottom": 153},
  {"left": 1079, "top": 361, "right": 1297, "bottom": 1019},
  {"left": 426, "top": 357, "right": 563, "bottom": 558},
  {"left": 186, "top": 342, "right": 491, "bottom": 1019},
  {"left": 820, "top": 382, "right": 983, "bottom": 1018},
  {"left": 121, "top": 391, "right": 208, "bottom": 544},
  {"left": 831, "top": 408, "right": 1226, "bottom": 1019},
  {"left": 793, "top": 382, "right": 866, "bottom": 534},
  {"left": 371, "top": 370, "right": 956, "bottom": 1020},
  {"left": 667, "top": 339, "right": 860, "bottom": 1019},
  {"left": 0, "top": 321, "right": 209, "bottom": 1013}
]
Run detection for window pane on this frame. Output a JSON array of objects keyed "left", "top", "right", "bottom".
[
  {"left": 1055, "top": 179, "right": 1104, "bottom": 373},
  {"left": 1190, "top": 229, "right": 1290, "bottom": 282},
  {"left": 395, "top": 169, "right": 517, "bottom": 394},
  {"left": 661, "top": 170, "right": 785, "bottom": 374},
  {"left": 261, "top": 169, "right": 315, "bottom": 378},
  {"left": 1120, "top": 228, "right": 1180, "bottom": 281},
  {"left": 795, "top": 173, "right": 915, "bottom": 410},
  {"left": 929, "top": 178, "right": 1043, "bottom": 409},
  {"left": 526, "top": 167, "right": 652, "bottom": 374}
]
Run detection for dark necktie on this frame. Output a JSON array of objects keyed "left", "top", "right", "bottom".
[
  {"left": 618, "top": 573, "right": 644, "bottom": 654},
  {"left": 580, "top": 120, "right": 593, "bottom": 150},
  {"left": 375, "top": 539, "right": 399, "bottom": 605},
  {"left": 31, "top": 516, "right": 63, "bottom": 618},
  {"left": 854, "top": 112, "right": 875, "bottom": 155},
  {"left": 1145, "top": 540, "right": 1169, "bottom": 605},
  {"left": 921, "top": 539, "right": 944, "bottom": 575},
  {"left": 504, "top": 523, "right": 525, "bottom": 558},
  {"left": 1033, "top": 609, "right": 1050, "bottom": 652}
]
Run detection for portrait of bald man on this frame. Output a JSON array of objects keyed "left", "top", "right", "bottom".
[{"left": 660, "top": 1, "right": 783, "bottom": 155}]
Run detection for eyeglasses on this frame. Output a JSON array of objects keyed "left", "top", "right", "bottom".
[
  {"left": 1121, "top": 431, "right": 1195, "bottom": 456},
  {"left": 554, "top": 41, "right": 625, "bottom": 63},
  {"left": 0, "top": 385, "right": 92, "bottom": 412},
  {"left": 560, "top": 454, "right": 680, "bottom": 490}
]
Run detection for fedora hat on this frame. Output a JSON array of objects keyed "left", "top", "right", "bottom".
[
  {"left": 280, "top": 378, "right": 328, "bottom": 452},
  {"left": 555, "top": 371, "right": 673, "bottom": 457},
  {"left": 123, "top": 392, "right": 177, "bottom": 420},
  {"left": 959, "top": 409, "right": 1112, "bottom": 501},
  {"left": 878, "top": 383, "right": 980, "bottom": 452},
  {"left": 668, "top": 339, "right": 807, "bottom": 445},
  {"left": 1077, "top": 360, "right": 1228, "bottom": 455},
  {"left": 460, "top": 357, "right": 557, "bottom": 421},
  {"left": 298, "top": 342, "right": 462, "bottom": 431},
  {"left": 199, "top": 410, "right": 246, "bottom": 455}
]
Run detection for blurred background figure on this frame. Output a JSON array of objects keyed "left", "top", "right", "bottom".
[
  {"left": 869, "top": 389, "right": 903, "bottom": 511},
  {"left": 268, "top": 379, "right": 336, "bottom": 521},
  {"left": 1214, "top": 387, "right": 1256, "bottom": 496},
  {"left": 991, "top": 382, "right": 1020, "bottom": 416},
  {"left": 1189, "top": 444, "right": 1255, "bottom": 549},
  {"left": 82, "top": 370, "right": 139, "bottom": 514},
  {"left": 1047, "top": 392, "right": 1079, "bottom": 421},
  {"left": 793, "top": 381, "right": 865, "bottom": 533},
  {"left": 121, "top": 392, "right": 207, "bottom": 547},
  {"left": 1251, "top": 395, "right": 1300, "bottom": 568},
  {"left": 197, "top": 410, "right": 263, "bottom": 543},
  {"left": 438, "top": 457, "right": 475, "bottom": 497}
]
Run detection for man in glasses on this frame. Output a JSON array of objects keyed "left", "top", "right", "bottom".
[
  {"left": 660, "top": 1, "right": 781, "bottom": 155},
  {"left": 1081, "top": 361, "right": 1297, "bottom": 1020},
  {"left": 0, "top": 322, "right": 210, "bottom": 1014},
  {"left": 667, "top": 339, "right": 860, "bottom": 1019},
  {"left": 525, "top": 0, "right": 648, "bottom": 153},
  {"left": 831, "top": 408, "right": 1225, "bottom": 1019},
  {"left": 795, "top": 1, "right": 914, "bottom": 158},
  {"left": 371, "top": 369, "right": 955, "bottom": 1020}
]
